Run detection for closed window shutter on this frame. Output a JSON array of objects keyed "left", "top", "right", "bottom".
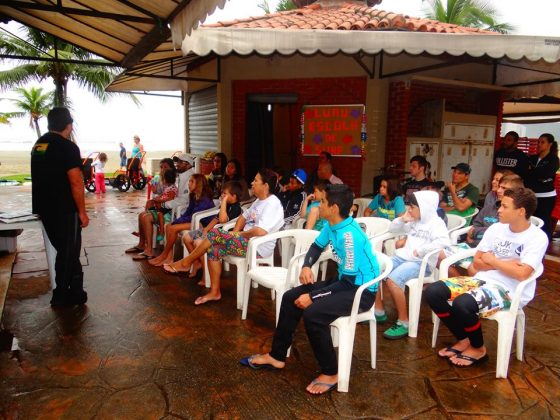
[{"left": 188, "top": 87, "right": 218, "bottom": 155}]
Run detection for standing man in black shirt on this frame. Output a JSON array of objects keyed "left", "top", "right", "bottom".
[
  {"left": 493, "top": 131, "right": 529, "bottom": 177},
  {"left": 31, "top": 107, "right": 89, "bottom": 306}
]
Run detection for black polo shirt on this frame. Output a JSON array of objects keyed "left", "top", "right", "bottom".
[{"left": 31, "top": 132, "right": 82, "bottom": 215}]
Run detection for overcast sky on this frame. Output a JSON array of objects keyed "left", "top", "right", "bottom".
[{"left": 0, "top": 0, "right": 558, "bottom": 152}]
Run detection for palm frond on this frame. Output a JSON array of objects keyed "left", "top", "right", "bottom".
[{"left": 0, "top": 64, "right": 40, "bottom": 91}]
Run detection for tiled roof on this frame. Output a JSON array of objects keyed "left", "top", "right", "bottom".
[{"left": 204, "top": 1, "right": 496, "bottom": 34}]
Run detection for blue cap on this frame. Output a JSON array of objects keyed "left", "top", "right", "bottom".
[{"left": 292, "top": 169, "right": 307, "bottom": 184}]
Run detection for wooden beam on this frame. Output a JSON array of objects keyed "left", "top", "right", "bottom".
[
  {"left": 0, "top": 1, "right": 156, "bottom": 23},
  {"left": 119, "top": 0, "right": 194, "bottom": 68}
]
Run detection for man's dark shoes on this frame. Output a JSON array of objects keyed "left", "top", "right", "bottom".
[{"left": 50, "top": 290, "right": 88, "bottom": 307}]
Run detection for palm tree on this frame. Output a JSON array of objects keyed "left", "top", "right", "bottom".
[
  {"left": 423, "top": 0, "right": 513, "bottom": 34},
  {"left": 9, "top": 86, "right": 53, "bottom": 137},
  {"left": 0, "top": 26, "right": 136, "bottom": 107}
]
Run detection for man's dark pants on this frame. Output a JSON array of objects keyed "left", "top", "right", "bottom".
[{"left": 41, "top": 212, "right": 86, "bottom": 304}]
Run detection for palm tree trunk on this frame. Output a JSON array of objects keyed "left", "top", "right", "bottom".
[{"left": 33, "top": 118, "right": 41, "bottom": 138}]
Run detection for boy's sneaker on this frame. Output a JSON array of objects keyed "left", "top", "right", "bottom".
[
  {"left": 375, "top": 313, "right": 388, "bottom": 323},
  {"left": 383, "top": 322, "right": 408, "bottom": 340},
  {"left": 156, "top": 234, "right": 164, "bottom": 242}
]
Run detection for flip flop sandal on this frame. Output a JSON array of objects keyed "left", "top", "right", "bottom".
[
  {"left": 239, "top": 355, "right": 279, "bottom": 370},
  {"left": 449, "top": 353, "right": 489, "bottom": 368},
  {"left": 125, "top": 246, "right": 144, "bottom": 254},
  {"left": 132, "top": 253, "right": 155, "bottom": 261},
  {"left": 163, "top": 264, "right": 186, "bottom": 275},
  {"left": 307, "top": 379, "right": 337, "bottom": 395},
  {"left": 438, "top": 346, "right": 463, "bottom": 359}
]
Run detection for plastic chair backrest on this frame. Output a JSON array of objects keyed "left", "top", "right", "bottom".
[
  {"left": 352, "top": 198, "right": 372, "bottom": 218},
  {"left": 446, "top": 214, "right": 467, "bottom": 233},
  {"left": 530, "top": 216, "right": 544, "bottom": 228},
  {"left": 354, "top": 217, "right": 390, "bottom": 238}
]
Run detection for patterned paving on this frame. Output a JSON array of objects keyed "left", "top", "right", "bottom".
[{"left": 1, "top": 185, "right": 559, "bottom": 418}]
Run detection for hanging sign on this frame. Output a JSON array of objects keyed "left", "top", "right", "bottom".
[{"left": 301, "top": 104, "right": 366, "bottom": 157}]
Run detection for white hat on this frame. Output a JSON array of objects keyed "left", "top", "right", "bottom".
[{"left": 173, "top": 153, "right": 194, "bottom": 166}]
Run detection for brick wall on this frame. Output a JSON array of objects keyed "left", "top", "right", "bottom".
[
  {"left": 384, "top": 81, "right": 411, "bottom": 170},
  {"left": 232, "top": 77, "right": 367, "bottom": 194}
]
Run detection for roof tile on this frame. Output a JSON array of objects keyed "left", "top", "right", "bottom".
[{"left": 204, "top": 1, "right": 496, "bottom": 35}]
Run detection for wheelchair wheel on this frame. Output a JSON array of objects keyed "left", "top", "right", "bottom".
[
  {"left": 85, "top": 179, "right": 96, "bottom": 192},
  {"left": 115, "top": 174, "right": 131, "bottom": 192},
  {"left": 132, "top": 175, "right": 147, "bottom": 190}
]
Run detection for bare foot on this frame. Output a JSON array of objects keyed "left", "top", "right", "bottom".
[
  {"left": 194, "top": 293, "right": 221, "bottom": 305},
  {"left": 247, "top": 353, "right": 285, "bottom": 369},
  {"left": 188, "top": 261, "right": 202, "bottom": 278},
  {"left": 149, "top": 256, "right": 173, "bottom": 267},
  {"left": 306, "top": 374, "right": 338, "bottom": 395},
  {"left": 148, "top": 255, "right": 164, "bottom": 266}
]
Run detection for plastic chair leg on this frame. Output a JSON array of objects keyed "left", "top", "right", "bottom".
[
  {"left": 275, "top": 289, "right": 285, "bottom": 326},
  {"left": 336, "top": 323, "right": 356, "bottom": 393},
  {"left": 369, "top": 318, "right": 377, "bottom": 369},
  {"left": 407, "top": 279, "right": 422, "bottom": 338},
  {"left": 431, "top": 315, "right": 440, "bottom": 348},
  {"left": 236, "top": 263, "right": 247, "bottom": 311},
  {"left": 516, "top": 310, "right": 525, "bottom": 361},
  {"left": 241, "top": 270, "right": 252, "bottom": 320},
  {"left": 495, "top": 317, "right": 516, "bottom": 378}
]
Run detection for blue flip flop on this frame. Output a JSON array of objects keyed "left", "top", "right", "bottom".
[
  {"left": 449, "top": 353, "right": 489, "bottom": 368},
  {"left": 438, "top": 346, "right": 463, "bottom": 359},
  {"left": 239, "top": 355, "right": 279, "bottom": 370},
  {"left": 307, "top": 379, "right": 337, "bottom": 395}
]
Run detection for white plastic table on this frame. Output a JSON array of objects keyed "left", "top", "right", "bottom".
[{"left": 0, "top": 219, "right": 56, "bottom": 288}]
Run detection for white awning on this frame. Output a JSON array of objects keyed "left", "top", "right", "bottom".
[
  {"left": 171, "top": 0, "right": 228, "bottom": 45},
  {"left": 180, "top": 28, "right": 560, "bottom": 99},
  {"left": 181, "top": 28, "right": 560, "bottom": 63}
]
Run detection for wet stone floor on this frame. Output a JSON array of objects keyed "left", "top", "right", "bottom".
[{"left": 1, "top": 185, "right": 560, "bottom": 419}]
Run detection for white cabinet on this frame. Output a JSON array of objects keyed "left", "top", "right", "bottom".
[
  {"left": 407, "top": 110, "right": 497, "bottom": 196},
  {"left": 443, "top": 124, "right": 495, "bottom": 142},
  {"left": 441, "top": 141, "right": 494, "bottom": 194}
]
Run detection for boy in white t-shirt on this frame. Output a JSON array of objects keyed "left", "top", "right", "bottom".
[{"left": 426, "top": 187, "right": 548, "bottom": 367}]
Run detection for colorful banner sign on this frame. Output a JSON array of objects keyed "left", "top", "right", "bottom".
[{"left": 301, "top": 104, "right": 366, "bottom": 157}]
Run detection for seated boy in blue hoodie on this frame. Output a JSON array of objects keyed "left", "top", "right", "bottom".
[{"left": 376, "top": 190, "right": 451, "bottom": 339}]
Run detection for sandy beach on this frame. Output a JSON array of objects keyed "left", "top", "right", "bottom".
[{"left": 0, "top": 150, "right": 179, "bottom": 177}]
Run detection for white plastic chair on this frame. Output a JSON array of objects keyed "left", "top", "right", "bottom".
[
  {"left": 242, "top": 229, "right": 320, "bottom": 321},
  {"left": 404, "top": 249, "right": 442, "bottom": 338},
  {"left": 431, "top": 248, "right": 539, "bottom": 378},
  {"left": 217, "top": 220, "right": 275, "bottom": 309},
  {"left": 352, "top": 197, "right": 372, "bottom": 218},
  {"left": 446, "top": 214, "right": 467, "bottom": 233},
  {"left": 330, "top": 252, "right": 393, "bottom": 392},
  {"left": 354, "top": 217, "right": 391, "bottom": 253},
  {"left": 463, "top": 207, "right": 479, "bottom": 224},
  {"left": 184, "top": 206, "right": 220, "bottom": 287},
  {"left": 530, "top": 216, "right": 544, "bottom": 228}
]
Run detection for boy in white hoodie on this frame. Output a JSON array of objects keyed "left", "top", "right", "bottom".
[{"left": 376, "top": 190, "right": 451, "bottom": 339}]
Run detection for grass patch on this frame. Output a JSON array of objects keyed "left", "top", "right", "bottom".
[{"left": 0, "top": 174, "right": 31, "bottom": 183}]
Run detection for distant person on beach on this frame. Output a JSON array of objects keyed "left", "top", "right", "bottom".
[
  {"left": 92, "top": 152, "right": 107, "bottom": 197},
  {"left": 131, "top": 135, "right": 144, "bottom": 159},
  {"left": 119, "top": 142, "right": 127, "bottom": 169},
  {"left": 31, "top": 107, "right": 89, "bottom": 307}
]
